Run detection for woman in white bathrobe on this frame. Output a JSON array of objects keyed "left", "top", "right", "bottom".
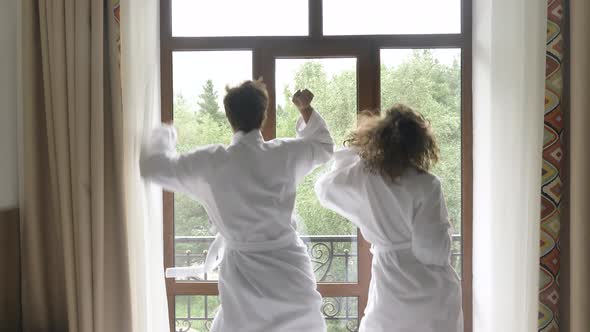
[
  {"left": 315, "top": 105, "right": 463, "bottom": 332},
  {"left": 141, "top": 82, "right": 332, "bottom": 332}
]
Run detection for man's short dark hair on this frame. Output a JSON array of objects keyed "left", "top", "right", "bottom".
[{"left": 223, "top": 80, "right": 268, "bottom": 133}]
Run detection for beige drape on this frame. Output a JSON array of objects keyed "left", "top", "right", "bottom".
[
  {"left": 563, "top": 0, "right": 590, "bottom": 330},
  {"left": 20, "top": 1, "right": 132, "bottom": 331}
]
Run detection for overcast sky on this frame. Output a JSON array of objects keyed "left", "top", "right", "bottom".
[{"left": 171, "top": 0, "right": 460, "bottom": 108}]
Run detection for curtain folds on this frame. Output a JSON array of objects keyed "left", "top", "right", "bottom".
[
  {"left": 120, "top": 0, "right": 170, "bottom": 330},
  {"left": 472, "top": 0, "right": 547, "bottom": 331},
  {"left": 20, "top": 1, "right": 168, "bottom": 331},
  {"left": 21, "top": 1, "right": 132, "bottom": 330}
]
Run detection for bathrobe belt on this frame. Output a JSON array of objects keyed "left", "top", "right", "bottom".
[
  {"left": 165, "top": 232, "right": 301, "bottom": 279},
  {"left": 370, "top": 241, "right": 412, "bottom": 255}
]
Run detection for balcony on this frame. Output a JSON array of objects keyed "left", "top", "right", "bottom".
[{"left": 173, "top": 234, "right": 462, "bottom": 332}]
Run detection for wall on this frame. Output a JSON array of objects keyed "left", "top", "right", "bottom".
[{"left": 0, "top": 0, "right": 19, "bottom": 210}]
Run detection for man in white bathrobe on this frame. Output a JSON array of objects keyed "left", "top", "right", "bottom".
[{"left": 141, "top": 81, "right": 332, "bottom": 332}]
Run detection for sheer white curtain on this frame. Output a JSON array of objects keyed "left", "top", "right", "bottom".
[
  {"left": 120, "top": 0, "right": 170, "bottom": 331},
  {"left": 472, "top": 0, "right": 546, "bottom": 331}
]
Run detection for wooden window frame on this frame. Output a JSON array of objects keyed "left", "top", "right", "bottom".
[{"left": 160, "top": 0, "right": 473, "bottom": 331}]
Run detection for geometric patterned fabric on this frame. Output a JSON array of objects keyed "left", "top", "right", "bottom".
[{"left": 539, "top": 0, "right": 566, "bottom": 331}]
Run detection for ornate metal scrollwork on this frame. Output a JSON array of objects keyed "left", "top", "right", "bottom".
[
  {"left": 309, "top": 241, "right": 335, "bottom": 281},
  {"left": 175, "top": 319, "right": 192, "bottom": 332},
  {"left": 346, "top": 318, "right": 359, "bottom": 332},
  {"left": 172, "top": 235, "right": 461, "bottom": 332},
  {"left": 204, "top": 319, "right": 213, "bottom": 331},
  {"left": 321, "top": 297, "right": 359, "bottom": 331},
  {"left": 321, "top": 297, "right": 342, "bottom": 318}
]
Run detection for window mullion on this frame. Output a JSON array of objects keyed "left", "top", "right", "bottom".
[
  {"left": 253, "top": 48, "right": 277, "bottom": 140},
  {"left": 308, "top": 0, "right": 323, "bottom": 38},
  {"left": 355, "top": 44, "right": 381, "bottom": 321}
]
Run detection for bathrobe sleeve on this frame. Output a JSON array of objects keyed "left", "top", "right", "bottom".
[
  {"left": 314, "top": 148, "right": 365, "bottom": 228},
  {"left": 411, "top": 178, "right": 453, "bottom": 266},
  {"left": 140, "top": 124, "right": 220, "bottom": 196},
  {"left": 288, "top": 110, "right": 335, "bottom": 183}
]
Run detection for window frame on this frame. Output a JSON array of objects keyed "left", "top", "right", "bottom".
[{"left": 160, "top": 0, "right": 473, "bottom": 331}]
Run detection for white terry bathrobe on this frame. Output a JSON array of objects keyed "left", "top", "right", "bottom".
[
  {"left": 141, "top": 111, "right": 333, "bottom": 332},
  {"left": 315, "top": 148, "right": 463, "bottom": 332}
]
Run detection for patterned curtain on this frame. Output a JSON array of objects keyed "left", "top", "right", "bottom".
[
  {"left": 539, "top": 0, "right": 566, "bottom": 331},
  {"left": 113, "top": 1, "right": 121, "bottom": 50}
]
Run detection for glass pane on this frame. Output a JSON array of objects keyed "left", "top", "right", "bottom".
[
  {"left": 173, "top": 51, "right": 252, "bottom": 281},
  {"left": 323, "top": 0, "right": 461, "bottom": 35},
  {"left": 175, "top": 295, "right": 219, "bottom": 332},
  {"left": 175, "top": 296, "right": 358, "bottom": 332},
  {"left": 276, "top": 58, "right": 358, "bottom": 283},
  {"left": 172, "top": 0, "right": 308, "bottom": 37},
  {"left": 380, "top": 49, "right": 462, "bottom": 276}
]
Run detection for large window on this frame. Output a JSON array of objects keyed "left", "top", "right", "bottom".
[{"left": 161, "top": 1, "right": 472, "bottom": 331}]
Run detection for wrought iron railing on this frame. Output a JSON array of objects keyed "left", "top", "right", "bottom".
[{"left": 173, "top": 234, "right": 462, "bottom": 332}]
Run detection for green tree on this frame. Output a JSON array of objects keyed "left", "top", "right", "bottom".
[
  {"left": 277, "top": 61, "right": 358, "bottom": 238},
  {"left": 275, "top": 53, "right": 462, "bottom": 236},
  {"left": 381, "top": 50, "right": 462, "bottom": 232},
  {"left": 173, "top": 92, "right": 230, "bottom": 244},
  {"left": 174, "top": 54, "right": 462, "bottom": 235},
  {"left": 197, "top": 80, "right": 225, "bottom": 122}
]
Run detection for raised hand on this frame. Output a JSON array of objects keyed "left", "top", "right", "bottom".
[
  {"left": 292, "top": 89, "right": 314, "bottom": 110},
  {"left": 292, "top": 89, "right": 315, "bottom": 123}
]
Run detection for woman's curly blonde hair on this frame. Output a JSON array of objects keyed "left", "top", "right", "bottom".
[{"left": 345, "top": 104, "right": 439, "bottom": 181}]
